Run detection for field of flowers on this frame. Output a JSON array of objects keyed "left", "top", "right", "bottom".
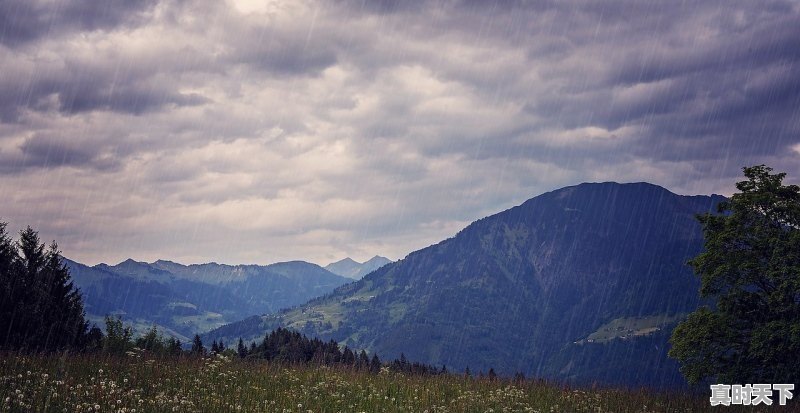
[{"left": 0, "top": 352, "right": 757, "bottom": 413}]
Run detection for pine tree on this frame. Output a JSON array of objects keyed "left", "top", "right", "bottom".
[
  {"left": 237, "top": 338, "right": 247, "bottom": 358},
  {"left": 370, "top": 354, "right": 382, "bottom": 373},
  {"left": 166, "top": 337, "right": 183, "bottom": 356},
  {"left": 191, "top": 334, "right": 205, "bottom": 356},
  {"left": 358, "top": 350, "right": 370, "bottom": 369},
  {"left": 0, "top": 224, "right": 88, "bottom": 351},
  {"left": 342, "top": 346, "right": 355, "bottom": 365},
  {"left": 0, "top": 222, "right": 18, "bottom": 348}
]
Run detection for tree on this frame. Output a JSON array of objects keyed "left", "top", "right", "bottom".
[
  {"left": 669, "top": 165, "right": 800, "bottom": 384},
  {"left": 84, "top": 326, "right": 104, "bottom": 352},
  {"left": 0, "top": 224, "right": 88, "bottom": 351},
  {"left": 487, "top": 368, "right": 497, "bottom": 381},
  {"left": 166, "top": 337, "right": 183, "bottom": 356},
  {"left": 103, "top": 316, "right": 134, "bottom": 354},
  {"left": 135, "top": 325, "right": 165, "bottom": 353},
  {"left": 191, "top": 334, "right": 205, "bottom": 356},
  {"left": 0, "top": 222, "right": 18, "bottom": 348},
  {"left": 369, "top": 354, "right": 382, "bottom": 373},
  {"left": 237, "top": 338, "right": 247, "bottom": 358}
]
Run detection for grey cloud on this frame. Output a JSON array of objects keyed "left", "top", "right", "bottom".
[
  {"left": 0, "top": 0, "right": 158, "bottom": 47},
  {"left": 0, "top": 132, "right": 126, "bottom": 174},
  {"left": 227, "top": 23, "right": 340, "bottom": 75},
  {"left": 1, "top": 0, "right": 799, "bottom": 265}
]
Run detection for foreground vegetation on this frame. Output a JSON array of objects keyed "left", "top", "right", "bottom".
[{"left": 0, "top": 353, "right": 754, "bottom": 413}]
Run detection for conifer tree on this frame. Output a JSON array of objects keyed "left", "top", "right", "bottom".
[
  {"left": 191, "top": 334, "right": 205, "bottom": 356},
  {"left": 370, "top": 354, "right": 382, "bottom": 373},
  {"left": 0, "top": 224, "right": 88, "bottom": 351},
  {"left": 237, "top": 338, "right": 247, "bottom": 358},
  {"left": 487, "top": 368, "right": 497, "bottom": 381}
]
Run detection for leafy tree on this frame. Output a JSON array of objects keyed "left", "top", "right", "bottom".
[
  {"left": 669, "top": 165, "right": 800, "bottom": 384},
  {"left": 103, "top": 315, "right": 134, "bottom": 354},
  {"left": 135, "top": 325, "right": 166, "bottom": 353}
]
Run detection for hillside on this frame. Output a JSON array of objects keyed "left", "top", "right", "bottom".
[
  {"left": 67, "top": 258, "right": 351, "bottom": 340},
  {"left": 205, "top": 182, "right": 724, "bottom": 387}
]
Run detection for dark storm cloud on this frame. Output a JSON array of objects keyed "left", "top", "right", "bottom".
[
  {"left": 0, "top": 0, "right": 158, "bottom": 46},
  {"left": 0, "top": 0, "right": 799, "bottom": 265},
  {"left": 0, "top": 57, "right": 205, "bottom": 123},
  {"left": 428, "top": 0, "right": 800, "bottom": 167},
  {"left": 0, "top": 133, "right": 117, "bottom": 173}
]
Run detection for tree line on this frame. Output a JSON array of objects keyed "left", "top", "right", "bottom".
[
  {"left": 0, "top": 224, "right": 456, "bottom": 376},
  {"left": 229, "top": 327, "right": 450, "bottom": 376}
]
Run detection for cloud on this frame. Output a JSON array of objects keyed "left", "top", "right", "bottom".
[
  {"left": 0, "top": 0, "right": 798, "bottom": 265},
  {"left": 0, "top": 0, "right": 158, "bottom": 46}
]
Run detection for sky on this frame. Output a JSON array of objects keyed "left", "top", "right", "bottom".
[{"left": 0, "top": 0, "right": 799, "bottom": 266}]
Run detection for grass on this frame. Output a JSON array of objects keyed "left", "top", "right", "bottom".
[
  {"left": 581, "top": 315, "right": 685, "bottom": 343},
  {"left": 0, "top": 352, "right": 780, "bottom": 413}
]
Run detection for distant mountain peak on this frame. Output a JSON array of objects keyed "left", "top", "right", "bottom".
[
  {"left": 324, "top": 256, "right": 392, "bottom": 280},
  {"left": 330, "top": 257, "right": 359, "bottom": 265}
]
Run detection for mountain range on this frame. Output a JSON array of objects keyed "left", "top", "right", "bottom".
[
  {"left": 324, "top": 256, "right": 392, "bottom": 279},
  {"left": 66, "top": 258, "right": 352, "bottom": 341},
  {"left": 203, "top": 182, "right": 725, "bottom": 388}
]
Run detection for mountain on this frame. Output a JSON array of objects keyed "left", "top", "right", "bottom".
[
  {"left": 204, "top": 182, "right": 724, "bottom": 388},
  {"left": 66, "top": 258, "right": 352, "bottom": 341},
  {"left": 325, "top": 256, "right": 392, "bottom": 279}
]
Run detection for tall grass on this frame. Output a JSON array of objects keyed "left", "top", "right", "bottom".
[{"left": 0, "top": 352, "right": 772, "bottom": 412}]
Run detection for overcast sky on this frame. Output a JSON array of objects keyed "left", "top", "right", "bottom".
[{"left": 1, "top": 0, "right": 798, "bottom": 266}]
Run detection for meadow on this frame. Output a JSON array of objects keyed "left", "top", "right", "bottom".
[{"left": 0, "top": 352, "right": 775, "bottom": 413}]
